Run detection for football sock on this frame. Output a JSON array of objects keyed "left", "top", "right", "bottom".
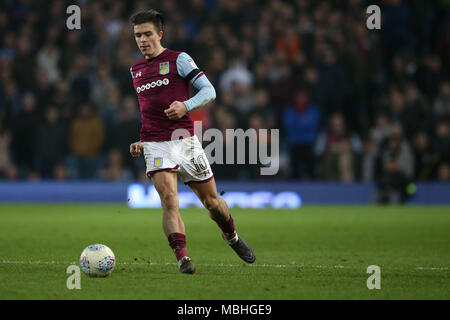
[
  {"left": 168, "top": 232, "right": 188, "bottom": 261},
  {"left": 217, "top": 215, "right": 238, "bottom": 244}
]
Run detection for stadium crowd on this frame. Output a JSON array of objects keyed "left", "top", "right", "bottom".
[{"left": 0, "top": 0, "right": 449, "bottom": 197}]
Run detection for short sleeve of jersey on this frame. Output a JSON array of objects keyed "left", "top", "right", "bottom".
[{"left": 176, "top": 52, "right": 199, "bottom": 79}]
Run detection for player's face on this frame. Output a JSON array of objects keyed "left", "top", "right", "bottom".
[{"left": 134, "top": 22, "right": 163, "bottom": 58}]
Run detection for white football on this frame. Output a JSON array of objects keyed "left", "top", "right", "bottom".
[{"left": 80, "top": 244, "right": 116, "bottom": 277}]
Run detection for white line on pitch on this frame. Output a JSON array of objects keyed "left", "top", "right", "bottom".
[
  {"left": 0, "top": 260, "right": 292, "bottom": 268},
  {"left": 0, "top": 260, "right": 448, "bottom": 271}
]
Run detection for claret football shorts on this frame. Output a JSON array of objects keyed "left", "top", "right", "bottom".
[{"left": 143, "top": 135, "right": 214, "bottom": 184}]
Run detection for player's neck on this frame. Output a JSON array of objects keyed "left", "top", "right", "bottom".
[{"left": 145, "top": 46, "right": 166, "bottom": 60}]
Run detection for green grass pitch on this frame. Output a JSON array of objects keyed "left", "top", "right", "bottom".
[{"left": 0, "top": 204, "right": 449, "bottom": 299}]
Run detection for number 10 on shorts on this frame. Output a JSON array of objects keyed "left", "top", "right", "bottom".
[{"left": 190, "top": 155, "right": 207, "bottom": 172}]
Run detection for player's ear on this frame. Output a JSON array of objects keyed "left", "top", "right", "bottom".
[{"left": 158, "top": 31, "right": 163, "bottom": 41}]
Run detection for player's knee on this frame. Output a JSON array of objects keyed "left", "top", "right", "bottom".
[{"left": 203, "top": 196, "right": 220, "bottom": 213}]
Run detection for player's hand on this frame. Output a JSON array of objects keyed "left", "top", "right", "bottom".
[
  {"left": 130, "top": 141, "right": 143, "bottom": 158},
  {"left": 164, "top": 101, "right": 188, "bottom": 120}
]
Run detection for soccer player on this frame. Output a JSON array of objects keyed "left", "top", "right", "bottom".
[{"left": 128, "top": 10, "right": 256, "bottom": 274}]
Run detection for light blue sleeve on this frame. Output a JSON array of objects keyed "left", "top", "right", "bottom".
[
  {"left": 176, "top": 52, "right": 216, "bottom": 112},
  {"left": 176, "top": 52, "right": 198, "bottom": 79},
  {"left": 184, "top": 76, "right": 216, "bottom": 112}
]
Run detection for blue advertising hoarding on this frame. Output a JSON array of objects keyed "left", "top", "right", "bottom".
[{"left": 0, "top": 181, "right": 449, "bottom": 207}]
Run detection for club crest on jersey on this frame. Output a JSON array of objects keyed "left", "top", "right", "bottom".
[
  {"left": 154, "top": 157, "right": 163, "bottom": 168},
  {"left": 159, "top": 62, "right": 169, "bottom": 75}
]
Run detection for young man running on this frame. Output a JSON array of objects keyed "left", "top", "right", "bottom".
[{"left": 128, "top": 10, "right": 255, "bottom": 274}]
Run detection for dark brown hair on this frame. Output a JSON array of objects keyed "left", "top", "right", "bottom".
[{"left": 130, "top": 9, "right": 164, "bottom": 32}]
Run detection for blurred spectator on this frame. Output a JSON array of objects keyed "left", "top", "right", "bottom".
[
  {"left": 433, "top": 81, "right": 450, "bottom": 118},
  {"left": 302, "top": 65, "right": 322, "bottom": 114},
  {"left": 68, "top": 104, "right": 104, "bottom": 179},
  {"left": 232, "top": 82, "right": 256, "bottom": 117},
  {"left": 403, "top": 81, "right": 429, "bottom": 132},
  {"left": 100, "top": 149, "right": 132, "bottom": 181},
  {"left": 10, "top": 92, "right": 39, "bottom": 176},
  {"left": 219, "top": 59, "right": 253, "bottom": 93},
  {"left": 275, "top": 25, "right": 301, "bottom": 62},
  {"left": 362, "top": 138, "right": 377, "bottom": 182},
  {"left": 413, "top": 131, "right": 437, "bottom": 181},
  {"left": 431, "top": 120, "right": 450, "bottom": 168},
  {"left": 34, "top": 67, "right": 55, "bottom": 113},
  {"left": 105, "top": 2, "right": 125, "bottom": 41},
  {"left": 53, "top": 163, "right": 69, "bottom": 181},
  {"left": 0, "top": 31, "right": 16, "bottom": 60},
  {"left": 205, "top": 48, "right": 227, "bottom": 83},
  {"left": 374, "top": 147, "right": 412, "bottom": 204},
  {"left": 91, "top": 65, "right": 119, "bottom": 111},
  {"left": 390, "top": 54, "right": 413, "bottom": 84},
  {"left": 53, "top": 79, "right": 73, "bottom": 119},
  {"left": 3, "top": 164, "right": 19, "bottom": 180},
  {"left": 109, "top": 95, "right": 141, "bottom": 174},
  {"left": 1, "top": 80, "right": 22, "bottom": 121},
  {"left": 283, "top": 89, "right": 319, "bottom": 179},
  {"left": 315, "top": 113, "right": 363, "bottom": 181},
  {"left": 253, "top": 89, "right": 277, "bottom": 128},
  {"left": 387, "top": 86, "right": 421, "bottom": 139},
  {"left": 37, "top": 39, "right": 61, "bottom": 85},
  {"left": 34, "top": 106, "right": 67, "bottom": 179},
  {"left": 381, "top": 0, "right": 415, "bottom": 65},
  {"left": 370, "top": 113, "right": 391, "bottom": 146},
  {"left": 210, "top": 106, "right": 242, "bottom": 180},
  {"left": 373, "top": 122, "right": 415, "bottom": 204},
  {"left": 67, "top": 54, "right": 92, "bottom": 107},
  {"left": 12, "top": 36, "right": 36, "bottom": 91},
  {"left": 268, "top": 63, "right": 297, "bottom": 112},
  {"left": 437, "top": 163, "right": 450, "bottom": 181},
  {"left": 246, "top": 111, "right": 275, "bottom": 179},
  {"left": 0, "top": 121, "right": 11, "bottom": 178},
  {"left": 416, "top": 54, "right": 445, "bottom": 101},
  {"left": 101, "top": 86, "right": 122, "bottom": 128},
  {"left": 316, "top": 45, "right": 348, "bottom": 117},
  {"left": 59, "top": 30, "right": 84, "bottom": 75},
  {"left": 0, "top": 1, "right": 448, "bottom": 186}
]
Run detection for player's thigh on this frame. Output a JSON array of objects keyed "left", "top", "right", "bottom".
[
  {"left": 151, "top": 171, "right": 179, "bottom": 208},
  {"left": 188, "top": 177, "right": 220, "bottom": 210}
]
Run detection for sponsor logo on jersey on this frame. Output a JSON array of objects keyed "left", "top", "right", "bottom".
[
  {"left": 136, "top": 78, "right": 170, "bottom": 93},
  {"left": 159, "top": 62, "right": 169, "bottom": 75}
]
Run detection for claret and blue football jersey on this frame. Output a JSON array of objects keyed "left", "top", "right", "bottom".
[{"left": 130, "top": 49, "right": 212, "bottom": 142}]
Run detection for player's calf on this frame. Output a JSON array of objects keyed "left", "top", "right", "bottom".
[
  {"left": 203, "top": 196, "right": 230, "bottom": 223},
  {"left": 202, "top": 197, "right": 240, "bottom": 244},
  {"left": 191, "top": 182, "right": 255, "bottom": 264},
  {"left": 203, "top": 197, "right": 218, "bottom": 211}
]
